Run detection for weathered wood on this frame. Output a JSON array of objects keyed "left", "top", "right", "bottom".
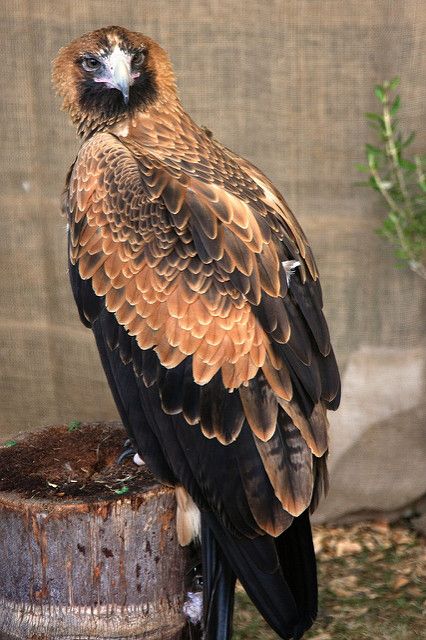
[{"left": 0, "top": 423, "right": 199, "bottom": 639}]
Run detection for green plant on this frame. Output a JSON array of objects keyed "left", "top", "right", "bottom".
[
  {"left": 67, "top": 419, "right": 82, "bottom": 432},
  {"left": 356, "top": 77, "right": 426, "bottom": 279}
]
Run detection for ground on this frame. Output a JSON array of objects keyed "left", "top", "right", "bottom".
[{"left": 234, "top": 521, "right": 426, "bottom": 639}]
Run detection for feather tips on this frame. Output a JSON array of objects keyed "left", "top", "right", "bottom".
[
  {"left": 66, "top": 113, "right": 340, "bottom": 536},
  {"left": 254, "top": 409, "right": 313, "bottom": 517}
]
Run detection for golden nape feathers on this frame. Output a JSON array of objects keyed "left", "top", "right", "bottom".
[{"left": 55, "top": 26, "right": 340, "bottom": 638}]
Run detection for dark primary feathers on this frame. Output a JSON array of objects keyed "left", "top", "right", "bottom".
[{"left": 54, "top": 26, "right": 340, "bottom": 639}]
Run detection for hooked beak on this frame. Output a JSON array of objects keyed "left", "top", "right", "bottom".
[
  {"left": 110, "top": 54, "right": 132, "bottom": 104},
  {"left": 96, "top": 48, "right": 135, "bottom": 104}
]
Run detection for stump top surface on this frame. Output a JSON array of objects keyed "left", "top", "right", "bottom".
[{"left": 0, "top": 422, "right": 161, "bottom": 504}]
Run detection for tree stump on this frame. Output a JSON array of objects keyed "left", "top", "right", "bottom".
[{"left": 0, "top": 422, "right": 197, "bottom": 640}]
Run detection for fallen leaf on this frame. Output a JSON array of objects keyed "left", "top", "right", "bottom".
[
  {"left": 356, "top": 606, "right": 369, "bottom": 615},
  {"left": 392, "top": 576, "right": 409, "bottom": 590},
  {"left": 370, "top": 521, "right": 390, "bottom": 533},
  {"left": 335, "top": 540, "right": 363, "bottom": 557},
  {"left": 329, "top": 575, "right": 358, "bottom": 597},
  {"left": 393, "top": 530, "right": 414, "bottom": 545}
]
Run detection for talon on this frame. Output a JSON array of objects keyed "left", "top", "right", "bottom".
[
  {"left": 116, "top": 439, "right": 144, "bottom": 466},
  {"left": 116, "top": 446, "right": 136, "bottom": 465},
  {"left": 133, "top": 452, "right": 144, "bottom": 466}
]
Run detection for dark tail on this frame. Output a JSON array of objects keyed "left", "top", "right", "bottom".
[
  {"left": 201, "top": 509, "right": 317, "bottom": 640},
  {"left": 201, "top": 518, "right": 236, "bottom": 639}
]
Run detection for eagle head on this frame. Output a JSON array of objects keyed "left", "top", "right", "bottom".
[{"left": 52, "top": 26, "right": 178, "bottom": 136}]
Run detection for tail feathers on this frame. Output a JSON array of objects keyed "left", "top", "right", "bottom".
[
  {"left": 201, "top": 510, "right": 317, "bottom": 640},
  {"left": 275, "top": 510, "right": 318, "bottom": 637},
  {"left": 201, "top": 516, "right": 236, "bottom": 639}
]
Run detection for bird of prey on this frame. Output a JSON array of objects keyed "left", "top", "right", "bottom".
[{"left": 53, "top": 26, "right": 340, "bottom": 639}]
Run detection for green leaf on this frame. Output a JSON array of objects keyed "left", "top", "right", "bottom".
[
  {"left": 382, "top": 216, "right": 397, "bottom": 231},
  {"left": 390, "top": 95, "right": 401, "bottom": 116},
  {"left": 402, "top": 132, "right": 415, "bottom": 148},
  {"left": 114, "top": 485, "right": 129, "bottom": 495},
  {"left": 367, "top": 152, "right": 377, "bottom": 170},
  {"left": 389, "top": 76, "right": 400, "bottom": 91},
  {"left": 399, "top": 158, "right": 416, "bottom": 171},
  {"left": 68, "top": 419, "right": 82, "bottom": 432},
  {"left": 355, "top": 163, "right": 370, "bottom": 173},
  {"left": 376, "top": 225, "right": 392, "bottom": 240},
  {"left": 394, "top": 133, "right": 403, "bottom": 151},
  {"left": 366, "top": 143, "right": 383, "bottom": 156},
  {"left": 365, "top": 112, "right": 384, "bottom": 124},
  {"left": 374, "top": 85, "right": 386, "bottom": 103},
  {"left": 368, "top": 175, "right": 380, "bottom": 191},
  {"left": 4, "top": 440, "right": 17, "bottom": 447}
]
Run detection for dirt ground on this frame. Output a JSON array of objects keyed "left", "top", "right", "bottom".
[{"left": 234, "top": 521, "right": 426, "bottom": 639}]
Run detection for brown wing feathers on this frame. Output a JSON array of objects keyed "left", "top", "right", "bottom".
[
  {"left": 254, "top": 408, "right": 314, "bottom": 517},
  {"left": 68, "top": 127, "right": 339, "bottom": 526}
]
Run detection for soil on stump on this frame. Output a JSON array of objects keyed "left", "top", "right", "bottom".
[{"left": 0, "top": 422, "right": 156, "bottom": 500}]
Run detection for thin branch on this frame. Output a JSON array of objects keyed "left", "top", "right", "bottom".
[
  {"left": 382, "top": 98, "right": 415, "bottom": 220},
  {"left": 359, "top": 80, "right": 426, "bottom": 281},
  {"left": 369, "top": 163, "right": 426, "bottom": 281}
]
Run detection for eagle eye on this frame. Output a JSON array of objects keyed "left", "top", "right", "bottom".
[
  {"left": 132, "top": 50, "right": 145, "bottom": 68},
  {"left": 81, "top": 56, "right": 101, "bottom": 72}
]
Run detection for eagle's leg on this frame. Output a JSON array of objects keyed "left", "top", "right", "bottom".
[
  {"left": 116, "top": 438, "right": 145, "bottom": 466},
  {"left": 183, "top": 543, "right": 203, "bottom": 629}
]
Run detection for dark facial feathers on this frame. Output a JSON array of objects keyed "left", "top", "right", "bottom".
[
  {"left": 52, "top": 26, "right": 176, "bottom": 136},
  {"left": 77, "top": 65, "right": 158, "bottom": 126}
]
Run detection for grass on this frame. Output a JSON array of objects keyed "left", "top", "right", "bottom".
[{"left": 233, "top": 521, "right": 426, "bottom": 639}]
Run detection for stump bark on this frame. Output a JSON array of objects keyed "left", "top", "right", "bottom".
[{"left": 0, "top": 422, "right": 197, "bottom": 640}]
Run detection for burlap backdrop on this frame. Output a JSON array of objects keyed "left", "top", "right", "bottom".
[{"left": 1, "top": 0, "right": 425, "bottom": 521}]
